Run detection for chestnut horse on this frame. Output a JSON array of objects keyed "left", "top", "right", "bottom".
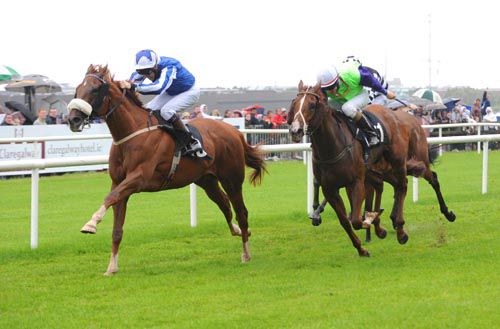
[
  {"left": 288, "top": 82, "right": 454, "bottom": 256},
  {"left": 67, "top": 65, "right": 266, "bottom": 275}
]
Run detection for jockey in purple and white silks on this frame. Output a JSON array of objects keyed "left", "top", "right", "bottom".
[
  {"left": 342, "top": 56, "right": 390, "bottom": 106},
  {"left": 119, "top": 49, "right": 206, "bottom": 157}
]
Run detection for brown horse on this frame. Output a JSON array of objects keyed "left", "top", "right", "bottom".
[
  {"left": 288, "top": 81, "right": 454, "bottom": 256},
  {"left": 67, "top": 65, "right": 266, "bottom": 275},
  {"left": 311, "top": 107, "right": 454, "bottom": 243}
]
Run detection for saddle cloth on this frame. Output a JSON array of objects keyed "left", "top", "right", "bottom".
[
  {"left": 344, "top": 110, "right": 388, "bottom": 147},
  {"left": 151, "top": 111, "right": 208, "bottom": 158}
]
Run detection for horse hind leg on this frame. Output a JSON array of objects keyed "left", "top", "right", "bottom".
[
  {"left": 220, "top": 180, "right": 251, "bottom": 263},
  {"left": 196, "top": 176, "right": 240, "bottom": 236},
  {"left": 424, "top": 169, "right": 456, "bottom": 222}
]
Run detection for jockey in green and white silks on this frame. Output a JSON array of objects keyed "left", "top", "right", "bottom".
[{"left": 317, "top": 60, "right": 396, "bottom": 146}]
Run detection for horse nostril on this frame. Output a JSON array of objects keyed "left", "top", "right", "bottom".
[{"left": 69, "top": 117, "right": 82, "bottom": 125}]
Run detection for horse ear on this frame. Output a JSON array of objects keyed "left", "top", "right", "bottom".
[
  {"left": 298, "top": 80, "right": 304, "bottom": 90},
  {"left": 86, "top": 64, "right": 93, "bottom": 74},
  {"left": 313, "top": 82, "right": 322, "bottom": 93}
]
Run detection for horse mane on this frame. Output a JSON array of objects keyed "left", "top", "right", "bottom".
[{"left": 86, "top": 64, "right": 144, "bottom": 108}]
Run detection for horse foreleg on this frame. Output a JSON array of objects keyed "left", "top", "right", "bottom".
[
  {"left": 392, "top": 170, "right": 409, "bottom": 244},
  {"left": 80, "top": 204, "right": 107, "bottom": 234},
  {"left": 424, "top": 169, "right": 456, "bottom": 222},
  {"left": 364, "top": 183, "right": 375, "bottom": 242},
  {"left": 104, "top": 197, "right": 129, "bottom": 276},
  {"left": 370, "top": 182, "right": 387, "bottom": 239},
  {"left": 80, "top": 173, "right": 142, "bottom": 235},
  {"left": 324, "top": 188, "right": 369, "bottom": 257},
  {"left": 310, "top": 177, "right": 324, "bottom": 226},
  {"left": 347, "top": 179, "right": 365, "bottom": 231}
]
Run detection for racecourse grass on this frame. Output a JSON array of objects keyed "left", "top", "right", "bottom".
[{"left": 1, "top": 151, "right": 499, "bottom": 328}]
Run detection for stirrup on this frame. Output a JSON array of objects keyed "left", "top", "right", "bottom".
[
  {"left": 195, "top": 149, "right": 208, "bottom": 157},
  {"left": 185, "top": 139, "right": 207, "bottom": 157},
  {"left": 363, "top": 151, "right": 370, "bottom": 164},
  {"left": 368, "top": 136, "right": 379, "bottom": 146}
]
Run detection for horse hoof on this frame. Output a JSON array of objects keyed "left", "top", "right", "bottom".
[
  {"left": 359, "top": 249, "right": 371, "bottom": 257},
  {"left": 311, "top": 216, "right": 322, "bottom": 226},
  {"left": 398, "top": 233, "right": 409, "bottom": 245},
  {"left": 365, "top": 237, "right": 372, "bottom": 243},
  {"left": 376, "top": 229, "right": 387, "bottom": 239},
  {"left": 446, "top": 211, "right": 456, "bottom": 222},
  {"left": 103, "top": 270, "right": 117, "bottom": 276},
  {"left": 241, "top": 254, "right": 251, "bottom": 263},
  {"left": 80, "top": 224, "right": 96, "bottom": 234},
  {"left": 352, "top": 221, "right": 363, "bottom": 230}
]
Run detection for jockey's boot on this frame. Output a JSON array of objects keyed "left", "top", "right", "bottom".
[
  {"left": 354, "top": 112, "right": 379, "bottom": 146},
  {"left": 168, "top": 114, "right": 207, "bottom": 157}
]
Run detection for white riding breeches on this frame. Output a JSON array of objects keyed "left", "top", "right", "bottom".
[
  {"left": 146, "top": 85, "right": 200, "bottom": 121},
  {"left": 341, "top": 90, "right": 370, "bottom": 119},
  {"left": 369, "top": 93, "right": 388, "bottom": 106}
]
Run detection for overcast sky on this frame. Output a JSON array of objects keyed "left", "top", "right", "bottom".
[{"left": 2, "top": 0, "right": 498, "bottom": 89}]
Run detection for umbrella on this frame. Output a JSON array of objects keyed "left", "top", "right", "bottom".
[
  {"left": 0, "top": 65, "right": 21, "bottom": 83},
  {"left": 5, "top": 74, "right": 62, "bottom": 113},
  {"left": 4, "top": 100, "right": 36, "bottom": 124},
  {"left": 40, "top": 94, "right": 68, "bottom": 114},
  {"left": 423, "top": 103, "right": 448, "bottom": 112},
  {"left": 412, "top": 89, "right": 443, "bottom": 104},
  {"left": 5, "top": 74, "right": 62, "bottom": 93},
  {"left": 442, "top": 97, "right": 460, "bottom": 111},
  {"left": 407, "top": 96, "right": 433, "bottom": 107}
]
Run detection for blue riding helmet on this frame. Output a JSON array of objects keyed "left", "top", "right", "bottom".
[{"left": 135, "top": 49, "right": 159, "bottom": 70}]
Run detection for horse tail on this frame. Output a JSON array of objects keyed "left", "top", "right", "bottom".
[
  {"left": 428, "top": 144, "right": 440, "bottom": 165},
  {"left": 241, "top": 135, "right": 267, "bottom": 186}
]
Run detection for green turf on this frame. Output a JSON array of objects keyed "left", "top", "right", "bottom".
[{"left": 1, "top": 151, "right": 499, "bottom": 328}]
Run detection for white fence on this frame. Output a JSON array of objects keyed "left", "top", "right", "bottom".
[{"left": 1, "top": 127, "right": 500, "bottom": 249}]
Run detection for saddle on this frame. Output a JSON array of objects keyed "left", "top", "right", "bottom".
[
  {"left": 151, "top": 111, "right": 210, "bottom": 159},
  {"left": 343, "top": 111, "right": 388, "bottom": 152}
]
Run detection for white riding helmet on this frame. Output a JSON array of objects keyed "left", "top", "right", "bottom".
[
  {"left": 317, "top": 66, "right": 339, "bottom": 89},
  {"left": 135, "top": 49, "right": 159, "bottom": 70}
]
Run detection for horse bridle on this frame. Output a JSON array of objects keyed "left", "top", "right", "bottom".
[
  {"left": 83, "top": 74, "right": 126, "bottom": 121},
  {"left": 294, "top": 90, "right": 321, "bottom": 136}
]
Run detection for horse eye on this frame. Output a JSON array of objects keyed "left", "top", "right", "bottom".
[{"left": 308, "top": 103, "right": 316, "bottom": 111}]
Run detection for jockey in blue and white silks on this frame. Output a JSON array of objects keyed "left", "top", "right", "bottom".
[{"left": 119, "top": 49, "right": 206, "bottom": 157}]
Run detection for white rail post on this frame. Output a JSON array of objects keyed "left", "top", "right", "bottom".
[
  {"left": 412, "top": 177, "right": 419, "bottom": 202},
  {"left": 477, "top": 126, "right": 481, "bottom": 154},
  {"left": 438, "top": 127, "right": 443, "bottom": 156},
  {"left": 482, "top": 141, "right": 489, "bottom": 194},
  {"left": 307, "top": 150, "right": 313, "bottom": 213},
  {"left": 30, "top": 168, "right": 39, "bottom": 249},
  {"left": 303, "top": 135, "right": 307, "bottom": 165},
  {"left": 190, "top": 183, "right": 197, "bottom": 227}
]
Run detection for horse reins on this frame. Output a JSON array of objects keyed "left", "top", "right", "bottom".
[
  {"left": 85, "top": 74, "right": 126, "bottom": 120},
  {"left": 295, "top": 89, "right": 354, "bottom": 165},
  {"left": 294, "top": 90, "right": 320, "bottom": 136}
]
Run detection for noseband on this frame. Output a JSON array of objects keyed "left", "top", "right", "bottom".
[{"left": 293, "top": 90, "right": 321, "bottom": 136}]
